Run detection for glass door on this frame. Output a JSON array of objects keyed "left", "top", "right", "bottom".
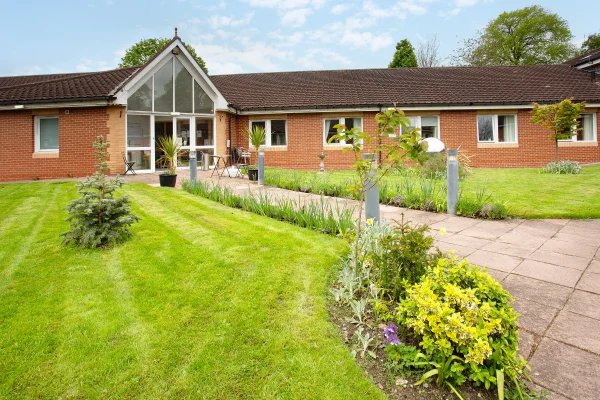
[
  {"left": 126, "top": 114, "right": 153, "bottom": 172},
  {"left": 175, "top": 117, "right": 193, "bottom": 167}
]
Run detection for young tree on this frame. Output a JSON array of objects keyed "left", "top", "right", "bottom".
[
  {"left": 388, "top": 39, "right": 418, "bottom": 68},
  {"left": 416, "top": 35, "right": 441, "bottom": 67},
  {"left": 62, "top": 137, "right": 139, "bottom": 248},
  {"left": 329, "top": 109, "right": 427, "bottom": 269},
  {"left": 119, "top": 38, "right": 208, "bottom": 73},
  {"left": 453, "top": 6, "right": 574, "bottom": 66},
  {"left": 531, "top": 98, "right": 587, "bottom": 162},
  {"left": 581, "top": 33, "right": 600, "bottom": 54}
]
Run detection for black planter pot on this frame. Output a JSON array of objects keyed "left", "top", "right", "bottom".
[
  {"left": 159, "top": 174, "right": 177, "bottom": 187},
  {"left": 248, "top": 168, "right": 258, "bottom": 181}
]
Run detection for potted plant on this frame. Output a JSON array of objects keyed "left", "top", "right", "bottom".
[
  {"left": 245, "top": 125, "right": 266, "bottom": 182},
  {"left": 157, "top": 136, "right": 181, "bottom": 187}
]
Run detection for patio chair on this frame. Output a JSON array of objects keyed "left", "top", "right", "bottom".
[
  {"left": 233, "top": 147, "right": 251, "bottom": 177},
  {"left": 122, "top": 153, "right": 136, "bottom": 175}
]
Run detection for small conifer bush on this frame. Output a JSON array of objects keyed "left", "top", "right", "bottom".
[{"left": 62, "top": 136, "right": 139, "bottom": 248}]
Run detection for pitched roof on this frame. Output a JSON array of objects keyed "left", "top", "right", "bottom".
[
  {"left": 565, "top": 47, "right": 600, "bottom": 68},
  {"left": 0, "top": 67, "right": 138, "bottom": 106},
  {"left": 210, "top": 64, "right": 600, "bottom": 111}
]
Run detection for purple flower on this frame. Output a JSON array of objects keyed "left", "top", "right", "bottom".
[{"left": 383, "top": 323, "right": 401, "bottom": 345}]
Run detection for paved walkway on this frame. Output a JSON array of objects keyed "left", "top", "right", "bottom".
[{"left": 127, "top": 170, "right": 600, "bottom": 400}]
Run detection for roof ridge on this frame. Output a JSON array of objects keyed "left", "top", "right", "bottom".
[
  {"left": 0, "top": 67, "right": 138, "bottom": 90},
  {"left": 210, "top": 63, "right": 568, "bottom": 78}
]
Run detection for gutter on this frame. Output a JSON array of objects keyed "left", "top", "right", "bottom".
[{"left": 0, "top": 98, "right": 114, "bottom": 111}]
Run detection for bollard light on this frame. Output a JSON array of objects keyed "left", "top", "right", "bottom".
[
  {"left": 446, "top": 149, "right": 459, "bottom": 216},
  {"left": 363, "top": 153, "right": 380, "bottom": 222}
]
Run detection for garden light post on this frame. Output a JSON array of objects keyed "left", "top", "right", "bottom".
[
  {"left": 319, "top": 151, "right": 326, "bottom": 173},
  {"left": 363, "top": 153, "right": 380, "bottom": 222},
  {"left": 447, "top": 149, "right": 459, "bottom": 215},
  {"left": 189, "top": 150, "right": 197, "bottom": 184},
  {"left": 258, "top": 148, "right": 265, "bottom": 185}
]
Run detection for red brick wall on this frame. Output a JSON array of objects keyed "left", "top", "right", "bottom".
[
  {"left": 230, "top": 109, "right": 600, "bottom": 169},
  {"left": 0, "top": 107, "right": 111, "bottom": 181}
]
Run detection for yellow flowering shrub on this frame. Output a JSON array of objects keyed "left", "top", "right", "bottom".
[{"left": 397, "top": 257, "right": 526, "bottom": 389}]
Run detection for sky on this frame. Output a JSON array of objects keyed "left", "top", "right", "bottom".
[{"left": 1, "top": 0, "right": 599, "bottom": 76}]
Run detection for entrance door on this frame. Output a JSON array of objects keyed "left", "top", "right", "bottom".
[
  {"left": 154, "top": 116, "right": 194, "bottom": 169},
  {"left": 154, "top": 116, "right": 173, "bottom": 170}
]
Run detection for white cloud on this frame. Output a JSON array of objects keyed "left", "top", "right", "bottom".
[
  {"left": 246, "top": 0, "right": 324, "bottom": 10},
  {"left": 331, "top": 3, "right": 350, "bottom": 14},
  {"left": 74, "top": 58, "right": 111, "bottom": 72},
  {"left": 281, "top": 8, "right": 312, "bottom": 27},
  {"left": 362, "top": 0, "right": 429, "bottom": 20},
  {"left": 448, "top": 0, "right": 481, "bottom": 16},
  {"left": 208, "top": 13, "right": 253, "bottom": 29},
  {"left": 340, "top": 30, "right": 393, "bottom": 51}
]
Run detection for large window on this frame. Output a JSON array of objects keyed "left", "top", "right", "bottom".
[
  {"left": 574, "top": 113, "right": 596, "bottom": 142},
  {"left": 35, "top": 116, "right": 59, "bottom": 151},
  {"left": 127, "top": 57, "right": 214, "bottom": 114},
  {"left": 477, "top": 115, "right": 517, "bottom": 143},
  {"left": 400, "top": 116, "right": 439, "bottom": 138},
  {"left": 249, "top": 119, "right": 287, "bottom": 147},
  {"left": 324, "top": 117, "right": 362, "bottom": 145}
]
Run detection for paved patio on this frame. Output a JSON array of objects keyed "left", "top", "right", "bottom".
[{"left": 127, "top": 170, "right": 600, "bottom": 400}]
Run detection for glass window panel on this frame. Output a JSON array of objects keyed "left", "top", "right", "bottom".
[
  {"left": 194, "top": 80, "right": 214, "bottom": 114},
  {"left": 178, "top": 149, "right": 190, "bottom": 167},
  {"left": 195, "top": 118, "right": 214, "bottom": 146},
  {"left": 478, "top": 115, "right": 494, "bottom": 142},
  {"left": 127, "top": 150, "right": 151, "bottom": 170},
  {"left": 325, "top": 118, "right": 340, "bottom": 143},
  {"left": 271, "top": 120, "right": 287, "bottom": 146},
  {"left": 39, "top": 117, "right": 59, "bottom": 150},
  {"left": 154, "top": 59, "right": 173, "bottom": 112},
  {"left": 498, "top": 115, "right": 516, "bottom": 142},
  {"left": 127, "top": 77, "right": 152, "bottom": 111},
  {"left": 197, "top": 148, "right": 216, "bottom": 166},
  {"left": 421, "top": 116, "right": 438, "bottom": 138},
  {"left": 174, "top": 58, "right": 193, "bottom": 113},
  {"left": 401, "top": 116, "right": 418, "bottom": 134},
  {"left": 577, "top": 114, "right": 594, "bottom": 141},
  {"left": 126, "top": 114, "right": 151, "bottom": 147},
  {"left": 250, "top": 121, "right": 266, "bottom": 145},
  {"left": 176, "top": 119, "right": 191, "bottom": 147}
]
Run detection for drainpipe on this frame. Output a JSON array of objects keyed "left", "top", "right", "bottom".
[{"left": 377, "top": 104, "right": 383, "bottom": 168}]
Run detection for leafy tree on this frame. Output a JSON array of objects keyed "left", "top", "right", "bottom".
[
  {"left": 62, "top": 136, "right": 139, "bottom": 248},
  {"left": 454, "top": 6, "right": 574, "bottom": 66},
  {"left": 388, "top": 39, "right": 418, "bottom": 68},
  {"left": 531, "top": 98, "right": 586, "bottom": 162},
  {"left": 119, "top": 38, "right": 208, "bottom": 73},
  {"left": 581, "top": 33, "right": 600, "bottom": 54}
]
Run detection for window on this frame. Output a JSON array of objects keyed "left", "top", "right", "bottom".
[
  {"left": 324, "top": 117, "right": 362, "bottom": 145},
  {"left": 477, "top": 115, "right": 517, "bottom": 143},
  {"left": 249, "top": 119, "right": 287, "bottom": 147},
  {"left": 400, "top": 116, "right": 440, "bottom": 138},
  {"left": 575, "top": 113, "right": 596, "bottom": 142},
  {"left": 35, "top": 116, "right": 59, "bottom": 151}
]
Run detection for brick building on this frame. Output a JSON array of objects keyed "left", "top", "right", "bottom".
[{"left": 2, "top": 36, "right": 600, "bottom": 181}]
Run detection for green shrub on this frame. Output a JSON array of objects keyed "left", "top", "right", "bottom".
[
  {"left": 62, "top": 137, "right": 139, "bottom": 248},
  {"left": 543, "top": 160, "right": 581, "bottom": 174},
  {"left": 397, "top": 257, "right": 526, "bottom": 390},
  {"left": 419, "top": 153, "right": 470, "bottom": 180},
  {"left": 372, "top": 221, "right": 441, "bottom": 301}
]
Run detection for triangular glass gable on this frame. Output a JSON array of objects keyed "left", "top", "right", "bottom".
[
  {"left": 194, "top": 80, "right": 214, "bottom": 114},
  {"left": 127, "top": 77, "right": 152, "bottom": 111},
  {"left": 174, "top": 58, "right": 193, "bottom": 113},
  {"left": 154, "top": 59, "right": 174, "bottom": 112}
]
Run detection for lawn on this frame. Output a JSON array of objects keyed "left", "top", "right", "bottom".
[
  {"left": 265, "top": 165, "right": 600, "bottom": 219},
  {"left": 0, "top": 182, "right": 384, "bottom": 399}
]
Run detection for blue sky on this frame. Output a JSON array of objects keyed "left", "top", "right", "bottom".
[{"left": 1, "top": 0, "right": 598, "bottom": 76}]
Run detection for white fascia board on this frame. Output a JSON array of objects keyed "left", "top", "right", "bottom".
[
  {"left": 231, "top": 103, "right": 600, "bottom": 115},
  {"left": 112, "top": 38, "right": 228, "bottom": 109},
  {"left": 0, "top": 100, "right": 112, "bottom": 111},
  {"left": 574, "top": 58, "right": 600, "bottom": 70}
]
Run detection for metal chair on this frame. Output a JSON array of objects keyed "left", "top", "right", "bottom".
[
  {"left": 122, "top": 153, "right": 136, "bottom": 175},
  {"left": 233, "top": 147, "right": 251, "bottom": 178}
]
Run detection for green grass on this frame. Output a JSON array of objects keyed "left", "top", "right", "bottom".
[
  {"left": 0, "top": 182, "right": 384, "bottom": 399},
  {"left": 265, "top": 165, "right": 600, "bottom": 219}
]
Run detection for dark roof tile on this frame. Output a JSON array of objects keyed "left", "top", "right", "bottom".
[{"left": 210, "top": 64, "right": 600, "bottom": 111}]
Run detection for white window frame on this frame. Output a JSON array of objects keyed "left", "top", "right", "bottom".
[
  {"left": 399, "top": 115, "right": 440, "bottom": 139},
  {"left": 35, "top": 115, "right": 59, "bottom": 152},
  {"left": 476, "top": 114, "right": 518, "bottom": 144},
  {"left": 566, "top": 113, "right": 597, "bottom": 142},
  {"left": 323, "top": 117, "right": 363, "bottom": 146},
  {"left": 248, "top": 119, "right": 288, "bottom": 147}
]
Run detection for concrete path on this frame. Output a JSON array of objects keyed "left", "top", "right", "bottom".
[{"left": 127, "top": 171, "right": 600, "bottom": 400}]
